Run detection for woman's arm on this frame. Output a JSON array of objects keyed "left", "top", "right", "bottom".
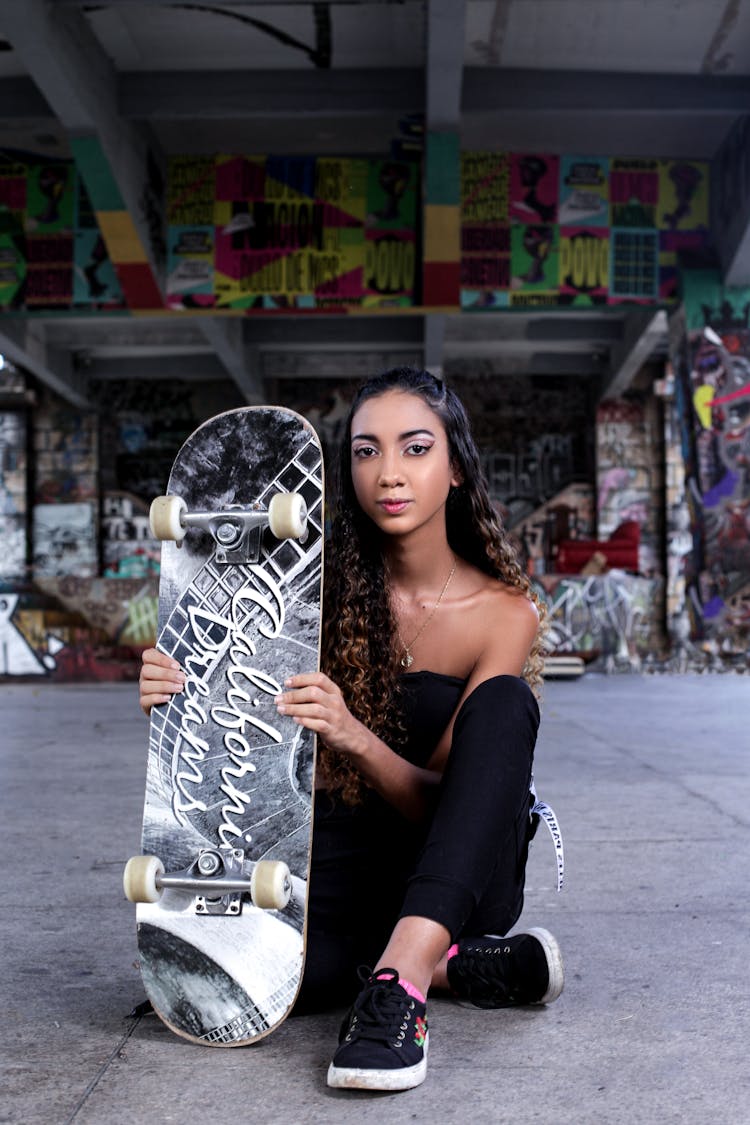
[{"left": 275, "top": 672, "right": 443, "bottom": 823}]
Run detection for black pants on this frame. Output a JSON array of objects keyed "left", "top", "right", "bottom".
[{"left": 296, "top": 675, "right": 540, "bottom": 1011}]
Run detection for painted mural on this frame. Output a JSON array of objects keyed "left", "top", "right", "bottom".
[
  {"left": 461, "top": 153, "right": 710, "bottom": 310},
  {"left": 167, "top": 154, "right": 418, "bottom": 310},
  {"left": 670, "top": 270, "right": 750, "bottom": 664}
]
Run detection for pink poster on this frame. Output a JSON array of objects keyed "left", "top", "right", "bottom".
[{"left": 509, "top": 154, "right": 559, "bottom": 225}]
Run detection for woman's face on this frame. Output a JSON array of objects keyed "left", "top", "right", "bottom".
[{"left": 349, "top": 390, "right": 460, "bottom": 538}]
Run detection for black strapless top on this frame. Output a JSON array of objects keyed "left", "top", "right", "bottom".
[
  {"left": 399, "top": 670, "right": 467, "bottom": 768},
  {"left": 313, "top": 669, "right": 467, "bottom": 836}
]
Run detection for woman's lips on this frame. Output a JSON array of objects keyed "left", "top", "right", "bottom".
[{"left": 378, "top": 499, "right": 411, "bottom": 514}]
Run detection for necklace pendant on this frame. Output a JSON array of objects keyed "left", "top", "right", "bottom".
[{"left": 401, "top": 652, "right": 414, "bottom": 669}]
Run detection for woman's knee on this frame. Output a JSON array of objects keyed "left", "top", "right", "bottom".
[{"left": 452, "top": 674, "right": 540, "bottom": 752}]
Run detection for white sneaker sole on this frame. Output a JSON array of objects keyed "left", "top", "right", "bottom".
[
  {"left": 524, "top": 926, "right": 565, "bottom": 1003},
  {"left": 326, "top": 1034, "right": 429, "bottom": 1091}
]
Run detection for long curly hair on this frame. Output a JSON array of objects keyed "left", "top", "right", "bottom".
[{"left": 319, "top": 366, "right": 547, "bottom": 803}]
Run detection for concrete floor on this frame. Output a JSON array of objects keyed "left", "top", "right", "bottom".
[{"left": 2, "top": 673, "right": 748, "bottom": 1125}]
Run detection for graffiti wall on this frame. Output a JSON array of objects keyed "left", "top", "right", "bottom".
[
  {"left": 461, "top": 153, "right": 710, "bottom": 309},
  {"left": 596, "top": 393, "right": 663, "bottom": 577},
  {"left": 539, "top": 571, "right": 665, "bottom": 670},
  {"left": 669, "top": 270, "right": 750, "bottom": 664},
  {"left": 0, "top": 580, "right": 158, "bottom": 680},
  {"left": 0, "top": 408, "right": 27, "bottom": 580}
]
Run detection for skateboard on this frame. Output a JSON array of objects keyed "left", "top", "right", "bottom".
[{"left": 123, "top": 406, "right": 323, "bottom": 1046}]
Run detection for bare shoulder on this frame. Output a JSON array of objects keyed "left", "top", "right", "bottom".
[
  {"left": 475, "top": 573, "right": 539, "bottom": 641},
  {"left": 455, "top": 568, "right": 539, "bottom": 678}
]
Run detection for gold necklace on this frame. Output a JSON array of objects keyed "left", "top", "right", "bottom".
[{"left": 396, "top": 558, "right": 457, "bottom": 669}]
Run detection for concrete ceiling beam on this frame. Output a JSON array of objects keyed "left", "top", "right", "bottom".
[
  {"left": 600, "top": 308, "right": 668, "bottom": 400},
  {"left": 0, "top": 322, "right": 91, "bottom": 409}
]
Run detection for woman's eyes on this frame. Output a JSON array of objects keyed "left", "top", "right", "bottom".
[{"left": 352, "top": 442, "right": 433, "bottom": 459}]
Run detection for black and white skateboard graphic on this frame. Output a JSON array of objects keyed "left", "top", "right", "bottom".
[{"left": 124, "top": 407, "right": 323, "bottom": 1046}]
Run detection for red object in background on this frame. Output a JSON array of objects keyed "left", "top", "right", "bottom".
[{"left": 555, "top": 520, "right": 640, "bottom": 574}]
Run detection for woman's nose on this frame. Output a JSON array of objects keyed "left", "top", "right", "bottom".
[{"left": 378, "top": 453, "right": 403, "bottom": 486}]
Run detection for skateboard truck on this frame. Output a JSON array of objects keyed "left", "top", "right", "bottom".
[
  {"left": 149, "top": 492, "right": 308, "bottom": 565},
  {"left": 123, "top": 849, "right": 293, "bottom": 914},
  {"left": 193, "top": 847, "right": 244, "bottom": 916}
]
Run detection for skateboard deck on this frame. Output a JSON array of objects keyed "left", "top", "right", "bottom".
[{"left": 125, "top": 406, "right": 323, "bottom": 1046}]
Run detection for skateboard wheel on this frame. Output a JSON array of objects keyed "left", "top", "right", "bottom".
[
  {"left": 268, "top": 492, "right": 307, "bottom": 540},
  {"left": 250, "top": 860, "right": 292, "bottom": 910},
  {"left": 150, "top": 495, "right": 187, "bottom": 543},
  {"left": 123, "top": 855, "right": 165, "bottom": 903}
]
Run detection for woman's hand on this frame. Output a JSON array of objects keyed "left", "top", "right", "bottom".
[
  {"left": 275, "top": 672, "right": 367, "bottom": 758},
  {"left": 139, "top": 648, "right": 185, "bottom": 716}
]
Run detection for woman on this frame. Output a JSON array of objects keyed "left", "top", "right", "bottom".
[{"left": 140, "top": 367, "right": 563, "bottom": 1092}]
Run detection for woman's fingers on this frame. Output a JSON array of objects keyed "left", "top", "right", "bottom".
[
  {"left": 273, "top": 673, "right": 358, "bottom": 751},
  {"left": 139, "top": 649, "right": 184, "bottom": 715}
]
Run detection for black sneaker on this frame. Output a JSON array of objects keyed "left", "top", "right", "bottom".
[
  {"left": 326, "top": 968, "right": 428, "bottom": 1091},
  {"left": 447, "top": 927, "right": 564, "bottom": 1009}
]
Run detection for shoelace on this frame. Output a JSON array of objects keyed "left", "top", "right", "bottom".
[
  {"left": 345, "top": 968, "right": 413, "bottom": 1044},
  {"left": 457, "top": 947, "right": 515, "bottom": 990}
]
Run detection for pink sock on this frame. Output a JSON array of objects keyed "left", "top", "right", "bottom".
[
  {"left": 446, "top": 943, "right": 459, "bottom": 961},
  {"left": 398, "top": 978, "right": 426, "bottom": 1005},
  {"left": 374, "top": 970, "right": 426, "bottom": 1005}
]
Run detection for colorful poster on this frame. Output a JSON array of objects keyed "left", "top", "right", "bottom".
[
  {"left": 0, "top": 159, "right": 26, "bottom": 213},
  {"left": 460, "top": 152, "right": 510, "bottom": 308},
  {"left": 559, "top": 156, "right": 609, "bottom": 227},
  {"left": 0, "top": 224, "right": 26, "bottom": 309},
  {"left": 364, "top": 230, "right": 416, "bottom": 304},
  {"left": 510, "top": 223, "right": 559, "bottom": 296},
  {"left": 509, "top": 154, "right": 559, "bottom": 225},
  {"left": 559, "top": 227, "right": 609, "bottom": 305},
  {"left": 659, "top": 160, "right": 709, "bottom": 233},
  {"left": 609, "top": 228, "right": 659, "bottom": 303},
  {"left": 366, "top": 159, "right": 415, "bottom": 228},
  {"left": 73, "top": 178, "right": 124, "bottom": 309},
  {"left": 166, "top": 225, "right": 215, "bottom": 307},
  {"left": 167, "top": 155, "right": 216, "bottom": 227},
  {"left": 74, "top": 229, "right": 123, "bottom": 306},
  {"left": 25, "top": 162, "right": 75, "bottom": 234},
  {"left": 610, "top": 159, "right": 659, "bottom": 228},
  {"left": 25, "top": 234, "right": 74, "bottom": 308}
]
